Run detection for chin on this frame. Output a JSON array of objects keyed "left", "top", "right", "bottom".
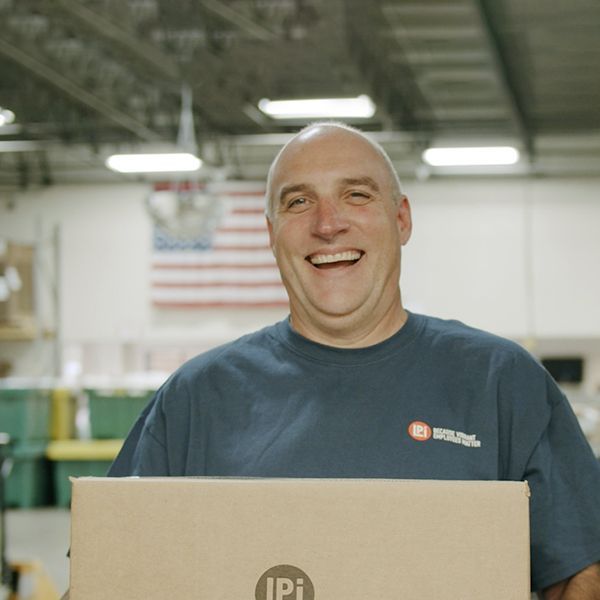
[{"left": 310, "top": 297, "right": 366, "bottom": 319}]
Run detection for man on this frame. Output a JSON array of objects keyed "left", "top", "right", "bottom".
[{"left": 106, "top": 123, "right": 600, "bottom": 598}]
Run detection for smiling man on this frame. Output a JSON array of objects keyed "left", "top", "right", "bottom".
[
  {"left": 105, "top": 123, "right": 600, "bottom": 599},
  {"left": 266, "top": 124, "right": 411, "bottom": 347}
]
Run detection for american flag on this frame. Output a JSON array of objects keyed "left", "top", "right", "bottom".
[{"left": 150, "top": 182, "right": 288, "bottom": 308}]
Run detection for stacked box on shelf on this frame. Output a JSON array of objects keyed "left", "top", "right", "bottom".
[
  {"left": 87, "top": 389, "right": 153, "bottom": 439},
  {"left": 46, "top": 439, "right": 123, "bottom": 507},
  {"left": 0, "top": 388, "right": 52, "bottom": 508}
]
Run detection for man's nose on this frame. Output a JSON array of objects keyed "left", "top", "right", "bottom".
[{"left": 311, "top": 199, "right": 349, "bottom": 239}]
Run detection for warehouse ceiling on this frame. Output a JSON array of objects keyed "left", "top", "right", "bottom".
[{"left": 0, "top": 0, "right": 599, "bottom": 189}]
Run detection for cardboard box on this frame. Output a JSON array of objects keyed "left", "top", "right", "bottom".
[
  {"left": 0, "top": 242, "right": 35, "bottom": 326},
  {"left": 70, "top": 477, "right": 530, "bottom": 599}
]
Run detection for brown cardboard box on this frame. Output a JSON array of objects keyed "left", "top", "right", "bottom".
[
  {"left": 0, "top": 242, "right": 34, "bottom": 324},
  {"left": 70, "top": 477, "right": 530, "bottom": 599}
]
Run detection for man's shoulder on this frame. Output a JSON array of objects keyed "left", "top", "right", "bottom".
[
  {"left": 418, "top": 313, "right": 533, "bottom": 363},
  {"left": 169, "top": 321, "right": 283, "bottom": 382}
]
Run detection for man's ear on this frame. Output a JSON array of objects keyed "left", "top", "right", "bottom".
[{"left": 396, "top": 195, "right": 412, "bottom": 246}]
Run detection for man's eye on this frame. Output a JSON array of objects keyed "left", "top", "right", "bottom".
[
  {"left": 348, "top": 191, "right": 371, "bottom": 202},
  {"left": 288, "top": 197, "right": 307, "bottom": 209}
]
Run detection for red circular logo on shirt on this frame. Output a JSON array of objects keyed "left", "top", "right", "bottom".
[{"left": 408, "top": 421, "right": 432, "bottom": 442}]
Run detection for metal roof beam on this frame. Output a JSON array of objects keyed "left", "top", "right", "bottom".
[
  {"left": 385, "top": 26, "right": 483, "bottom": 40},
  {"left": 473, "top": 0, "right": 533, "bottom": 156},
  {"left": 391, "top": 49, "right": 490, "bottom": 65},
  {"left": 54, "top": 0, "right": 181, "bottom": 81},
  {"left": 200, "top": 0, "right": 277, "bottom": 42},
  {"left": 0, "top": 38, "right": 161, "bottom": 142}
]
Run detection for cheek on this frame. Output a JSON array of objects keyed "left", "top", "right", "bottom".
[
  {"left": 272, "top": 218, "right": 306, "bottom": 247},
  {"left": 270, "top": 224, "right": 297, "bottom": 260},
  {"left": 360, "top": 212, "right": 397, "bottom": 238}
]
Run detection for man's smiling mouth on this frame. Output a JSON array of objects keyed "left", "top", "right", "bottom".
[{"left": 307, "top": 250, "right": 364, "bottom": 269}]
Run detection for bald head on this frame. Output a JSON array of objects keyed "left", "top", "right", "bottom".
[{"left": 265, "top": 122, "right": 403, "bottom": 220}]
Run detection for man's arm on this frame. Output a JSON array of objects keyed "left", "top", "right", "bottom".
[{"left": 540, "top": 562, "right": 600, "bottom": 599}]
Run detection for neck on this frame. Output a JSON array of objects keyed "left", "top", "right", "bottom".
[{"left": 289, "top": 298, "right": 408, "bottom": 348}]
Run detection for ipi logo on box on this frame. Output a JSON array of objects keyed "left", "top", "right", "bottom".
[{"left": 256, "top": 564, "right": 314, "bottom": 600}]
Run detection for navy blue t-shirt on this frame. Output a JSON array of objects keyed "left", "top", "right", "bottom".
[{"left": 109, "top": 312, "right": 600, "bottom": 592}]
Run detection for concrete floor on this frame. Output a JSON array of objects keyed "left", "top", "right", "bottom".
[{"left": 4, "top": 508, "right": 70, "bottom": 597}]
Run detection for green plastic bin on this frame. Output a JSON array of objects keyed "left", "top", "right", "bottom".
[
  {"left": 87, "top": 389, "right": 152, "bottom": 439},
  {"left": 4, "top": 441, "right": 51, "bottom": 508},
  {"left": 0, "top": 388, "right": 50, "bottom": 441},
  {"left": 46, "top": 439, "right": 123, "bottom": 507}
]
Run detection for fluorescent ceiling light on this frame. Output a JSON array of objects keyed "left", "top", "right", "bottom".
[
  {"left": 0, "top": 107, "right": 15, "bottom": 127},
  {"left": 258, "top": 95, "right": 376, "bottom": 119},
  {"left": 105, "top": 153, "right": 202, "bottom": 173},
  {"left": 422, "top": 146, "right": 520, "bottom": 167},
  {"left": 0, "top": 141, "right": 40, "bottom": 152}
]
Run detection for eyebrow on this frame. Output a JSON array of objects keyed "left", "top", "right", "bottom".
[
  {"left": 278, "top": 183, "right": 315, "bottom": 203},
  {"left": 339, "top": 176, "right": 380, "bottom": 192}
]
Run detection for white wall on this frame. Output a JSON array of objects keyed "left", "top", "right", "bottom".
[
  {"left": 531, "top": 186, "right": 600, "bottom": 337},
  {"left": 401, "top": 178, "right": 600, "bottom": 341},
  {"left": 1, "top": 177, "right": 600, "bottom": 391},
  {"left": 401, "top": 179, "right": 531, "bottom": 337}
]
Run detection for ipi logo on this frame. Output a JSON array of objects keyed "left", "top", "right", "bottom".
[{"left": 255, "top": 564, "right": 314, "bottom": 600}]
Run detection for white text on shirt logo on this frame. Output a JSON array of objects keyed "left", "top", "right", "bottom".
[
  {"left": 408, "top": 420, "right": 482, "bottom": 448},
  {"left": 433, "top": 427, "right": 481, "bottom": 448}
]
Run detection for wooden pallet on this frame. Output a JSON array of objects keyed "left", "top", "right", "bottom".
[{"left": 6, "top": 560, "right": 60, "bottom": 600}]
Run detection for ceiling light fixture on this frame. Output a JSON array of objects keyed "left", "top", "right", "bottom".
[
  {"left": 258, "top": 95, "right": 376, "bottom": 119},
  {"left": 0, "top": 107, "right": 15, "bottom": 127},
  {"left": 106, "top": 85, "right": 201, "bottom": 174},
  {"left": 422, "top": 146, "right": 520, "bottom": 167},
  {"left": 105, "top": 153, "right": 202, "bottom": 173}
]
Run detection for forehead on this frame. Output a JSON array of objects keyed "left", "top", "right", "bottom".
[{"left": 271, "top": 128, "right": 391, "bottom": 191}]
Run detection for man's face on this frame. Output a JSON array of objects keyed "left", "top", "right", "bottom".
[{"left": 267, "top": 127, "right": 412, "bottom": 341}]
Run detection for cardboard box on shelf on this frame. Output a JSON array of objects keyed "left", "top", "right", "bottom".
[
  {"left": 69, "top": 477, "right": 531, "bottom": 600},
  {"left": 0, "top": 242, "right": 36, "bottom": 339}
]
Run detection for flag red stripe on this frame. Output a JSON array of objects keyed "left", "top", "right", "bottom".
[
  {"left": 153, "top": 300, "right": 288, "bottom": 308},
  {"left": 217, "top": 227, "right": 267, "bottom": 233},
  {"left": 152, "top": 263, "right": 277, "bottom": 269},
  {"left": 224, "top": 191, "right": 265, "bottom": 197},
  {"left": 152, "top": 183, "right": 265, "bottom": 196},
  {"left": 213, "top": 245, "right": 271, "bottom": 251},
  {"left": 231, "top": 208, "right": 265, "bottom": 215},
  {"left": 153, "top": 282, "right": 282, "bottom": 288}
]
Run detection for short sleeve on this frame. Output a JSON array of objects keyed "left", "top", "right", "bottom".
[
  {"left": 107, "top": 390, "right": 170, "bottom": 476},
  {"left": 525, "top": 392, "right": 600, "bottom": 591}
]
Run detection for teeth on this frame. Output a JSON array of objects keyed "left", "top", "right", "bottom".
[{"left": 309, "top": 251, "right": 362, "bottom": 265}]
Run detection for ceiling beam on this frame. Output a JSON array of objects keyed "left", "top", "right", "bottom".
[
  {"left": 385, "top": 26, "right": 483, "bottom": 40},
  {"left": 0, "top": 37, "right": 161, "bottom": 142},
  {"left": 54, "top": 0, "right": 181, "bottom": 81},
  {"left": 391, "top": 49, "right": 490, "bottom": 66},
  {"left": 200, "top": 0, "right": 277, "bottom": 42},
  {"left": 0, "top": 141, "right": 42, "bottom": 152},
  {"left": 382, "top": 3, "right": 473, "bottom": 18},
  {"left": 473, "top": 0, "right": 534, "bottom": 157},
  {"left": 52, "top": 0, "right": 223, "bottom": 132},
  {"left": 345, "top": 0, "right": 434, "bottom": 131}
]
